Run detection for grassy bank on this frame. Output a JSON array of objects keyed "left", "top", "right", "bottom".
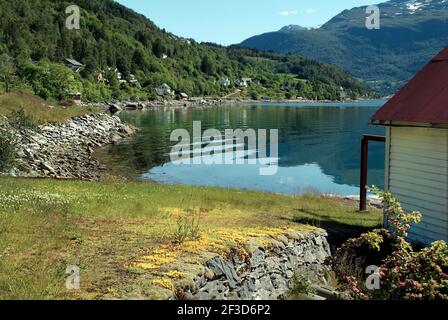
[
  {"left": 0, "top": 177, "right": 382, "bottom": 300},
  {"left": 0, "top": 91, "right": 99, "bottom": 124}
]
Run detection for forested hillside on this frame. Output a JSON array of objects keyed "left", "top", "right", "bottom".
[{"left": 0, "top": 0, "right": 372, "bottom": 101}]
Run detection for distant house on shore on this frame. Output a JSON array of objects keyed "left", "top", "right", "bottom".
[
  {"left": 242, "top": 78, "right": 252, "bottom": 85},
  {"left": 156, "top": 83, "right": 174, "bottom": 96},
  {"left": 179, "top": 92, "right": 189, "bottom": 100},
  {"left": 117, "top": 72, "right": 127, "bottom": 84},
  {"left": 371, "top": 47, "right": 448, "bottom": 245},
  {"left": 70, "top": 91, "right": 82, "bottom": 105},
  {"left": 235, "top": 78, "right": 252, "bottom": 88},
  {"left": 129, "top": 74, "right": 141, "bottom": 88},
  {"left": 217, "top": 77, "right": 231, "bottom": 87},
  {"left": 106, "top": 67, "right": 126, "bottom": 84},
  {"left": 94, "top": 70, "right": 105, "bottom": 82},
  {"left": 65, "top": 58, "right": 84, "bottom": 73},
  {"left": 340, "top": 87, "right": 347, "bottom": 100}
]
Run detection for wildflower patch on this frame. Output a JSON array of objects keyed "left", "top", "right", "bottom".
[{"left": 124, "top": 226, "right": 318, "bottom": 294}]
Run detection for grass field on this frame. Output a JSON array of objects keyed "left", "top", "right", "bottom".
[
  {"left": 0, "top": 91, "right": 100, "bottom": 124},
  {"left": 0, "top": 177, "right": 383, "bottom": 300}
]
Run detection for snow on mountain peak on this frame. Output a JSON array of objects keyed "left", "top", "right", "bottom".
[{"left": 388, "top": 0, "right": 447, "bottom": 15}]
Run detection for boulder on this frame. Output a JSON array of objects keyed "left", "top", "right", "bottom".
[
  {"left": 120, "top": 124, "right": 136, "bottom": 136},
  {"left": 124, "top": 103, "right": 138, "bottom": 110},
  {"left": 108, "top": 104, "right": 122, "bottom": 114},
  {"left": 206, "top": 256, "right": 241, "bottom": 289},
  {"left": 41, "top": 162, "right": 56, "bottom": 175},
  {"left": 109, "top": 133, "right": 122, "bottom": 144}
]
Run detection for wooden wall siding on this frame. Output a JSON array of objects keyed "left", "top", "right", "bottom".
[{"left": 387, "top": 127, "right": 448, "bottom": 244}]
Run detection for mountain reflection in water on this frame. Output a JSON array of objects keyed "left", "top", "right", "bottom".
[{"left": 101, "top": 101, "right": 385, "bottom": 196}]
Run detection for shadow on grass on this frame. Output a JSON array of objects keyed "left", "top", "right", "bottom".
[{"left": 291, "top": 209, "right": 383, "bottom": 253}]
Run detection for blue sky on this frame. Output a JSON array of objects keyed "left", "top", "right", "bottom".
[{"left": 116, "top": 0, "right": 377, "bottom": 45}]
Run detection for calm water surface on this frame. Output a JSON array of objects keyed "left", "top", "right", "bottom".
[{"left": 103, "top": 100, "right": 386, "bottom": 196}]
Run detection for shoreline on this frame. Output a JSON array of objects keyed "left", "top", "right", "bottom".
[
  {"left": 0, "top": 113, "right": 137, "bottom": 180},
  {"left": 85, "top": 97, "right": 381, "bottom": 113}
]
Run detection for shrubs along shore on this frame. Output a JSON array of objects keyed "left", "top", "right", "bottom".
[{"left": 0, "top": 113, "right": 136, "bottom": 180}]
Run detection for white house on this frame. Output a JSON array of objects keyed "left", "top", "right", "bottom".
[
  {"left": 106, "top": 67, "right": 126, "bottom": 84},
  {"left": 129, "top": 74, "right": 141, "bottom": 88},
  {"left": 235, "top": 78, "right": 252, "bottom": 88},
  {"left": 156, "top": 83, "right": 174, "bottom": 96},
  {"left": 179, "top": 92, "right": 189, "bottom": 100},
  {"left": 340, "top": 87, "right": 347, "bottom": 100},
  {"left": 217, "top": 77, "right": 231, "bottom": 87},
  {"left": 371, "top": 47, "right": 448, "bottom": 245}
]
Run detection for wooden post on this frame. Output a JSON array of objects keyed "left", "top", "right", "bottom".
[
  {"left": 360, "top": 136, "right": 368, "bottom": 212},
  {"left": 359, "top": 134, "right": 386, "bottom": 212}
]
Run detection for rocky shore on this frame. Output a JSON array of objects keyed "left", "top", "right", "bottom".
[
  {"left": 86, "top": 98, "right": 251, "bottom": 113},
  {"left": 85, "top": 97, "right": 362, "bottom": 113},
  {"left": 1, "top": 113, "right": 136, "bottom": 180}
]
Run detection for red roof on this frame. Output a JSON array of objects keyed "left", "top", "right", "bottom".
[{"left": 371, "top": 47, "right": 448, "bottom": 125}]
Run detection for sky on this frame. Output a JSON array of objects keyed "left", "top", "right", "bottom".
[{"left": 116, "top": 0, "right": 378, "bottom": 45}]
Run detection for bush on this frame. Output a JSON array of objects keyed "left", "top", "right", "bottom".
[
  {"left": 22, "top": 61, "right": 81, "bottom": 101},
  {"left": 81, "top": 80, "right": 112, "bottom": 102},
  {"left": 379, "top": 240, "right": 448, "bottom": 299},
  {"left": 0, "top": 130, "right": 16, "bottom": 171},
  {"left": 172, "top": 209, "right": 201, "bottom": 244},
  {"left": 287, "top": 271, "right": 316, "bottom": 300},
  {"left": 327, "top": 188, "right": 448, "bottom": 300}
]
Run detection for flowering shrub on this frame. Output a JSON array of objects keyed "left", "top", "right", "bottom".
[
  {"left": 327, "top": 188, "right": 448, "bottom": 300},
  {"left": 371, "top": 186, "right": 422, "bottom": 238},
  {"left": 378, "top": 241, "right": 448, "bottom": 300}
]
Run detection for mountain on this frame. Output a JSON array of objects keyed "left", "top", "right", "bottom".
[
  {"left": 279, "top": 25, "right": 320, "bottom": 33},
  {"left": 241, "top": 0, "right": 448, "bottom": 94},
  {"left": 0, "top": 0, "right": 371, "bottom": 102}
]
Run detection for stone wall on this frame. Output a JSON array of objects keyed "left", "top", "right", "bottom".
[{"left": 183, "top": 230, "right": 331, "bottom": 300}]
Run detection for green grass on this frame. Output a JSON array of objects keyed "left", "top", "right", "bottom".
[
  {"left": 0, "top": 177, "right": 383, "bottom": 300},
  {"left": 0, "top": 91, "right": 100, "bottom": 124}
]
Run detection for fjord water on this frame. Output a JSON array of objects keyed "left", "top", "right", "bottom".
[{"left": 106, "top": 100, "right": 385, "bottom": 196}]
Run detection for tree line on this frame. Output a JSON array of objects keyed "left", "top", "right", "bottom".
[{"left": 0, "top": 0, "right": 373, "bottom": 102}]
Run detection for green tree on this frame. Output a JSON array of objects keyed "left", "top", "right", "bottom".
[
  {"left": 200, "top": 55, "right": 216, "bottom": 75},
  {"left": 0, "top": 54, "right": 16, "bottom": 93},
  {"left": 152, "top": 39, "right": 166, "bottom": 58},
  {"left": 23, "top": 61, "right": 81, "bottom": 101}
]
